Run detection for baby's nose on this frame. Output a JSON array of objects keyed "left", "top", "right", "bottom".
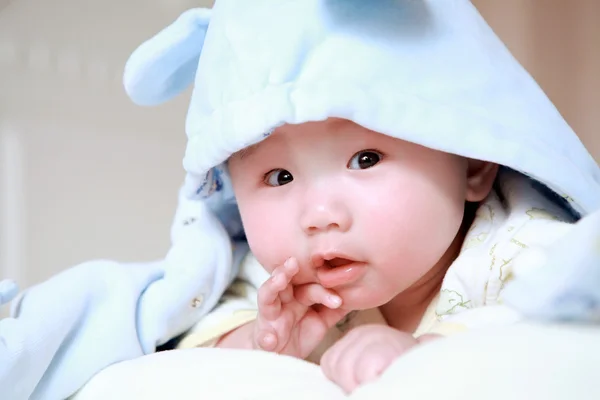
[{"left": 300, "top": 202, "right": 352, "bottom": 235}]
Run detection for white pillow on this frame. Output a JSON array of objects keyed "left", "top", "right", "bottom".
[
  {"left": 356, "top": 322, "right": 600, "bottom": 400},
  {"left": 71, "top": 348, "right": 345, "bottom": 399},
  {"left": 72, "top": 323, "right": 600, "bottom": 400}
]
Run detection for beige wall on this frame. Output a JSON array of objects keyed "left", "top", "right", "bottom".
[
  {"left": 475, "top": 0, "right": 600, "bottom": 160},
  {"left": 0, "top": 1, "right": 598, "bottom": 316},
  {"left": 0, "top": 0, "right": 209, "bottom": 317}
]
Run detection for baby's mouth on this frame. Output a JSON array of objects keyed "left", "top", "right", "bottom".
[
  {"left": 316, "top": 256, "right": 366, "bottom": 288},
  {"left": 324, "top": 257, "right": 354, "bottom": 269}
]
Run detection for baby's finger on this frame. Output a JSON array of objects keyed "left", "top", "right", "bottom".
[
  {"left": 278, "top": 283, "right": 295, "bottom": 304},
  {"left": 277, "top": 258, "right": 299, "bottom": 305},
  {"left": 295, "top": 283, "right": 342, "bottom": 309},
  {"left": 315, "top": 306, "right": 349, "bottom": 329},
  {"left": 354, "top": 355, "right": 387, "bottom": 389},
  {"left": 257, "top": 258, "right": 299, "bottom": 319},
  {"left": 280, "top": 257, "right": 300, "bottom": 281},
  {"left": 258, "top": 274, "right": 284, "bottom": 320},
  {"left": 321, "top": 335, "right": 356, "bottom": 393},
  {"left": 324, "top": 331, "right": 372, "bottom": 393},
  {"left": 254, "top": 329, "right": 278, "bottom": 351}
]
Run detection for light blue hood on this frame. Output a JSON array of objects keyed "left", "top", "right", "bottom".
[{"left": 124, "top": 0, "right": 600, "bottom": 218}]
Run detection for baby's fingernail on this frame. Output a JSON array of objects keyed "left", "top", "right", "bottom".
[{"left": 328, "top": 295, "right": 342, "bottom": 308}]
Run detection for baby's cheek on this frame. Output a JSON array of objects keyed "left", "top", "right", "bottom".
[
  {"left": 244, "top": 215, "right": 294, "bottom": 274},
  {"left": 365, "top": 189, "right": 460, "bottom": 270}
]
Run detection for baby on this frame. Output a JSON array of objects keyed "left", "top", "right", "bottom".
[
  {"left": 116, "top": 0, "right": 599, "bottom": 391},
  {"left": 126, "top": 0, "right": 598, "bottom": 393},
  {"left": 3, "top": 1, "right": 599, "bottom": 399},
  {"left": 215, "top": 118, "right": 498, "bottom": 390}
]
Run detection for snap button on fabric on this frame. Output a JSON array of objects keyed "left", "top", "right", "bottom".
[{"left": 191, "top": 295, "right": 204, "bottom": 308}]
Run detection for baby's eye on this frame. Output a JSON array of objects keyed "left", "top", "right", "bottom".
[
  {"left": 348, "top": 150, "right": 383, "bottom": 170},
  {"left": 264, "top": 169, "right": 294, "bottom": 187}
]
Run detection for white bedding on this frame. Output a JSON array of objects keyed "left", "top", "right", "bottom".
[{"left": 72, "top": 322, "right": 600, "bottom": 400}]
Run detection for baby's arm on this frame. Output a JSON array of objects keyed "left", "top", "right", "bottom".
[{"left": 215, "top": 320, "right": 255, "bottom": 349}]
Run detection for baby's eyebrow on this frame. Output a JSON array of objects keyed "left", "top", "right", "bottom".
[{"left": 236, "top": 142, "right": 262, "bottom": 160}]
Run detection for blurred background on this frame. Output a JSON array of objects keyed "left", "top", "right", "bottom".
[{"left": 0, "top": 0, "right": 599, "bottom": 314}]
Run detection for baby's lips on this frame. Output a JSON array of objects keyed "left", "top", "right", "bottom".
[
  {"left": 310, "top": 254, "right": 325, "bottom": 268},
  {"left": 317, "top": 263, "right": 367, "bottom": 289}
]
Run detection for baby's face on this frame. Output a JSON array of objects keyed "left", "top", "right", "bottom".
[{"left": 229, "top": 119, "right": 472, "bottom": 310}]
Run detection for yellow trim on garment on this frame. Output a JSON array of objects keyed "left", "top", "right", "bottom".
[{"left": 177, "top": 310, "right": 258, "bottom": 349}]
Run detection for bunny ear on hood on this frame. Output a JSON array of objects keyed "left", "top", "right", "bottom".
[
  {"left": 125, "top": 0, "right": 600, "bottom": 217},
  {"left": 123, "top": 8, "right": 211, "bottom": 106}
]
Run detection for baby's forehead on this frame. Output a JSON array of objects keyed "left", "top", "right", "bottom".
[
  {"left": 232, "top": 119, "right": 351, "bottom": 159},
  {"left": 232, "top": 118, "right": 421, "bottom": 162},
  {"left": 282, "top": 118, "right": 360, "bottom": 133}
]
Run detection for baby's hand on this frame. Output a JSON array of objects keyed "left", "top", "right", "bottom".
[
  {"left": 321, "top": 325, "right": 436, "bottom": 393},
  {"left": 254, "top": 257, "right": 347, "bottom": 359}
]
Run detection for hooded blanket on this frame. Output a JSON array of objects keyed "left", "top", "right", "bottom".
[{"left": 124, "top": 0, "right": 600, "bottom": 322}]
